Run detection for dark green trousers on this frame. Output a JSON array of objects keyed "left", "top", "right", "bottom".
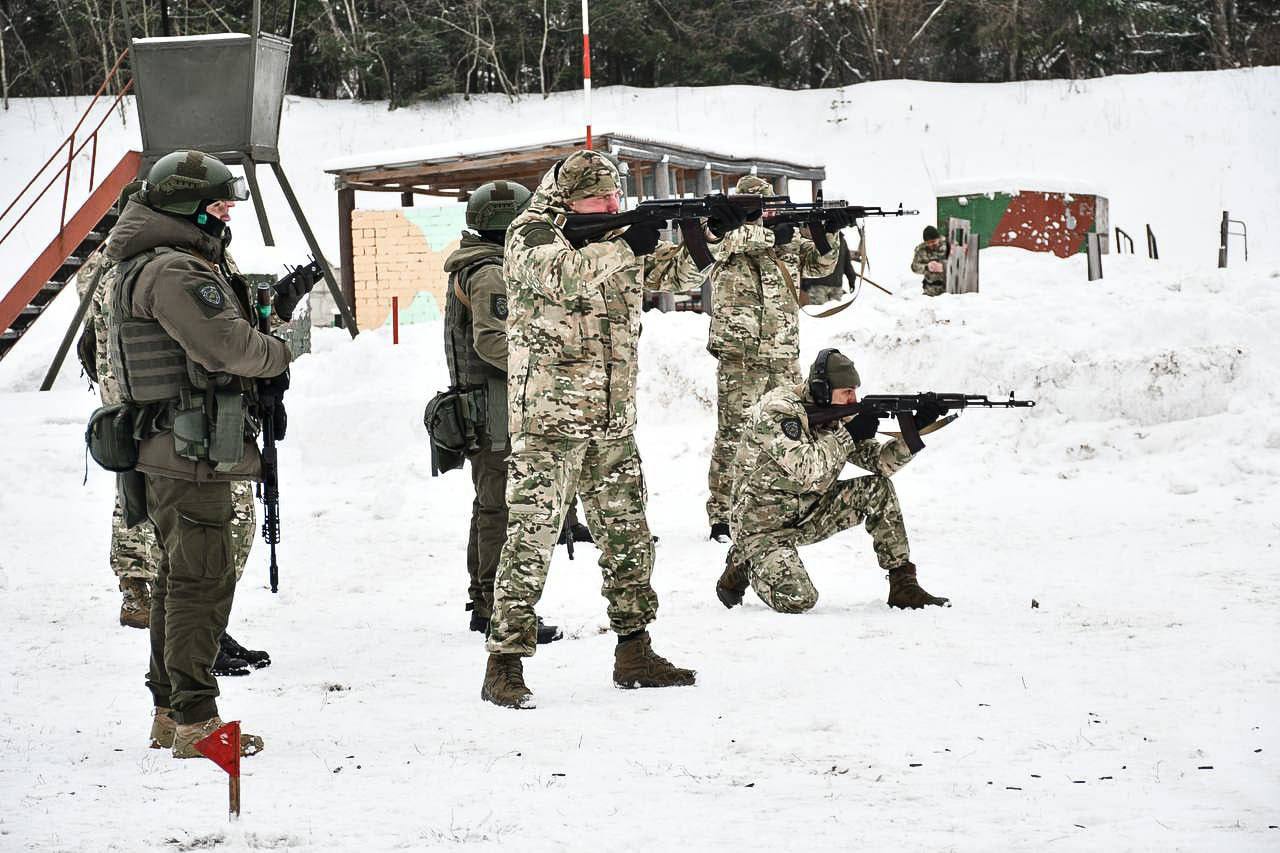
[
  {"left": 144, "top": 475, "right": 237, "bottom": 724},
  {"left": 466, "top": 444, "right": 509, "bottom": 619}
]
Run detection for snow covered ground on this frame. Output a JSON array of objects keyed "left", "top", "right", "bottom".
[{"left": 2, "top": 71, "right": 1278, "bottom": 850}]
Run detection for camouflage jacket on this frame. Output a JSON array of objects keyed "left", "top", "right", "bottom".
[
  {"left": 911, "top": 240, "right": 948, "bottom": 283},
  {"left": 707, "top": 224, "right": 839, "bottom": 362},
  {"left": 503, "top": 168, "right": 705, "bottom": 440},
  {"left": 731, "top": 384, "right": 915, "bottom": 546}
]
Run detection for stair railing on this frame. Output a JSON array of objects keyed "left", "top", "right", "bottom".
[{"left": 0, "top": 48, "right": 134, "bottom": 250}]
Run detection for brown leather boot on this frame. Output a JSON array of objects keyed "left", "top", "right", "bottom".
[
  {"left": 172, "top": 716, "right": 265, "bottom": 758},
  {"left": 886, "top": 562, "right": 950, "bottom": 609},
  {"left": 613, "top": 632, "right": 696, "bottom": 689},
  {"left": 481, "top": 653, "right": 535, "bottom": 709},
  {"left": 716, "top": 552, "right": 749, "bottom": 608},
  {"left": 149, "top": 707, "right": 176, "bottom": 749},
  {"left": 119, "top": 578, "right": 150, "bottom": 629}
]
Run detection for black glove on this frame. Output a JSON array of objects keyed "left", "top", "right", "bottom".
[
  {"left": 845, "top": 412, "right": 880, "bottom": 442},
  {"left": 770, "top": 223, "right": 795, "bottom": 246},
  {"left": 260, "top": 368, "right": 290, "bottom": 400},
  {"left": 824, "top": 210, "right": 853, "bottom": 233},
  {"left": 707, "top": 196, "right": 750, "bottom": 238},
  {"left": 914, "top": 400, "right": 943, "bottom": 430},
  {"left": 619, "top": 222, "right": 661, "bottom": 256},
  {"left": 271, "top": 398, "right": 288, "bottom": 442},
  {"left": 273, "top": 265, "right": 319, "bottom": 322}
]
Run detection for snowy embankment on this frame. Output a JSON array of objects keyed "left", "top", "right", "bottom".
[{"left": 1, "top": 72, "right": 1278, "bottom": 851}]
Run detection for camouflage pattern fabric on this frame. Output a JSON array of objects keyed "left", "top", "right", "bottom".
[
  {"left": 489, "top": 151, "right": 697, "bottom": 655},
  {"left": 705, "top": 357, "right": 800, "bottom": 526},
  {"left": 911, "top": 240, "right": 948, "bottom": 296},
  {"left": 804, "top": 283, "right": 845, "bottom": 305},
  {"left": 487, "top": 433, "right": 657, "bottom": 656},
  {"left": 729, "top": 384, "right": 916, "bottom": 613}
]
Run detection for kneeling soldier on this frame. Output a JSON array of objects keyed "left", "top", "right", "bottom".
[{"left": 716, "top": 348, "right": 949, "bottom": 613}]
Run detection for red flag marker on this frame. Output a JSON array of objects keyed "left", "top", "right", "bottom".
[{"left": 195, "top": 720, "right": 242, "bottom": 818}]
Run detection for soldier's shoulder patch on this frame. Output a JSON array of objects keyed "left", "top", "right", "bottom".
[
  {"left": 518, "top": 221, "right": 556, "bottom": 247},
  {"left": 490, "top": 293, "right": 509, "bottom": 321},
  {"left": 195, "top": 283, "right": 225, "bottom": 309},
  {"left": 780, "top": 417, "right": 803, "bottom": 440}
]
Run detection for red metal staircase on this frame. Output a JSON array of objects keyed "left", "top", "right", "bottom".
[{"left": 0, "top": 50, "right": 140, "bottom": 363}]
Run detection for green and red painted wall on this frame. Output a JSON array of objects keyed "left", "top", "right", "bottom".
[{"left": 935, "top": 187, "right": 1109, "bottom": 258}]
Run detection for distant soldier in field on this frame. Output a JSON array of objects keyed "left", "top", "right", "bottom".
[
  {"left": 715, "top": 348, "right": 950, "bottom": 614},
  {"left": 911, "top": 225, "right": 948, "bottom": 296},
  {"left": 442, "top": 179, "right": 561, "bottom": 645},
  {"left": 704, "top": 174, "right": 846, "bottom": 544},
  {"left": 482, "top": 149, "right": 748, "bottom": 709}
]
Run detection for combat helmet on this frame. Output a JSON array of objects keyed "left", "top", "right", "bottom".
[
  {"left": 466, "top": 180, "right": 532, "bottom": 231},
  {"left": 143, "top": 150, "right": 248, "bottom": 216}
]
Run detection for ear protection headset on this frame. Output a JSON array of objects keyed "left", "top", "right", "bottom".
[{"left": 810, "top": 347, "right": 840, "bottom": 407}]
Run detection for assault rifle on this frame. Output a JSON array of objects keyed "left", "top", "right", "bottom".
[
  {"left": 561, "top": 195, "right": 916, "bottom": 270},
  {"left": 806, "top": 393, "right": 1036, "bottom": 454},
  {"left": 255, "top": 284, "right": 285, "bottom": 593}
]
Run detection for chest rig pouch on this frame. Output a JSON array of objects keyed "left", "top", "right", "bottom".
[{"left": 109, "top": 248, "right": 250, "bottom": 472}]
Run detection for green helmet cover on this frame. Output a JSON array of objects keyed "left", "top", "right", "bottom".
[
  {"left": 466, "top": 180, "right": 532, "bottom": 231},
  {"left": 144, "top": 150, "right": 248, "bottom": 216}
]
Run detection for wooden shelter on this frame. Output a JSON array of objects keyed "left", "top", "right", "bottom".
[{"left": 323, "top": 130, "right": 826, "bottom": 328}]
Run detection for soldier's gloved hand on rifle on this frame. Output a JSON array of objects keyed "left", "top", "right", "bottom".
[
  {"left": 770, "top": 223, "right": 795, "bottom": 246},
  {"left": 259, "top": 369, "right": 290, "bottom": 441},
  {"left": 706, "top": 196, "right": 750, "bottom": 238},
  {"left": 845, "top": 412, "right": 880, "bottom": 442},
  {"left": 273, "top": 265, "right": 319, "bottom": 322},
  {"left": 913, "top": 400, "right": 945, "bottom": 430},
  {"left": 619, "top": 222, "right": 661, "bottom": 256},
  {"left": 824, "top": 210, "right": 855, "bottom": 233}
]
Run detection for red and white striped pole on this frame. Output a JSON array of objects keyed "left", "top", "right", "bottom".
[{"left": 581, "top": 0, "right": 592, "bottom": 150}]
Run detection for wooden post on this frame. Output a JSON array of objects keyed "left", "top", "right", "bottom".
[
  {"left": 400, "top": 191, "right": 414, "bottom": 207},
  {"left": 1087, "top": 232, "right": 1103, "bottom": 281},
  {"left": 695, "top": 164, "right": 712, "bottom": 196},
  {"left": 337, "top": 186, "right": 356, "bottom": 330},
  {"left": 230, "top": 775, "right": 241, "bottom": 819},
  {"left": 391, "top": 296, "right": 399, "bottom": 344}
]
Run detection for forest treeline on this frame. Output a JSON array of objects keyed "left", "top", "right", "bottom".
[{"left": 2, "top": 1, "right": 1277, "bottom": 107}]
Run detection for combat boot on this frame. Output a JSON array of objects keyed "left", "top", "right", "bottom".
[
  {"left": 715, "top": 555, "right": 749, "bottom": 609},
  {"left": 212, "top": 646, "right": 250, "bottom": 677},
  {"left": 172, "top": 715, "right": 264, "bottom": 759},
  {"left": 886, "top": 562, "right": 951, "bottom": 609},
  {"left": 613, "top": 632, "right": 696, "bottom": 689},
  {"left": 221, "top": 633, "right": 271, "bottom": 669},
  {"left": 119, "top": 578, "right": 150, "bottom": 629},
  {"left": 567, "top": 522, "right": 594, "bottom": 544},
  {"left": 149, "top": 706, "right": 176, "bottom": 749},
  {"left": 481, "top": 653, "right": 535, "bottom": 709}
]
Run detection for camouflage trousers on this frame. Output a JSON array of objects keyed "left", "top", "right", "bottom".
[
  {"left": 732, "top": 474, "right": 910, "bottom": 613},
  {"left": 922, "top": 279, "right": 945, "bottom": 297},
  {"left": 706, "top": 357, "right": 801, "bottom": 526},
  {"left": 488, "top": 433, "right": 657, "bottom": 656},
  {"left": 804, "top": 284, "right": 845, "bottom": 305},
  {"left": 111, "top": 479, "right": 256, "bottom": 583}
]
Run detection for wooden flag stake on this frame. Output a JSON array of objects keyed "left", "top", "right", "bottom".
[{"left": 195, "top": 720, "right": 243, "bottom": 820}]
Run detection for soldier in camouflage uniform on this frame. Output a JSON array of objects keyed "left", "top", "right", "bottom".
[
  {"left": 79, "top": 206, "right": 261, "bottom": 634},
  {"left": 911, "top": 225, "right": 948, "bottom": 297},
  {"left": 482, "top": 149, "right": 748, "bottom": 708},
  {"left": 443, "top": 179, "right": 561, "bottom": 645},
  {"left": 704, "top": 174, "right": 844, "bottom": 543},
  {"left": 715, "top": 348, "right": 950, "bottom": 613}
]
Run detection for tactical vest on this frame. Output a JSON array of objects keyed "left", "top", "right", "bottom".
[
  {"left": 443, "top": 256, "right": 504, "bottom": 389},
  {"left": 108, "top": 248, "right": 256, "bottom": 470},
  {"left": 442, "top": 256, "right": 508, "bottom": 450}
]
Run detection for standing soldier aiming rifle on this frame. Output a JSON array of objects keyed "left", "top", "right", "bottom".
[
  {"left": 704, "top": 174, "right": 847, "bottom": 544},
  {"left": 100, "top": 150, "right": 303, "bottom": 757},
  {"left": 482, "top": 150, "right": 749, "bottom": 708}
]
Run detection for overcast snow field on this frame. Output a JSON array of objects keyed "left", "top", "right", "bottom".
[{"left": 1, "top": 70, "right": 1278, "bottom": 851}]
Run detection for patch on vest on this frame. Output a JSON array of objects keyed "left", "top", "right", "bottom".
[
  {"left": 195, "top": 284, "right": 225, "bottom": 309},
  {"left": 519, "top": 222, "right": 556, "bottom": 247},
  {"left": 780, "top": 418, "right": 803, "bottom": 440},
  {"left": 491, "top": 293, "right": 509, "bottom": 320}
]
